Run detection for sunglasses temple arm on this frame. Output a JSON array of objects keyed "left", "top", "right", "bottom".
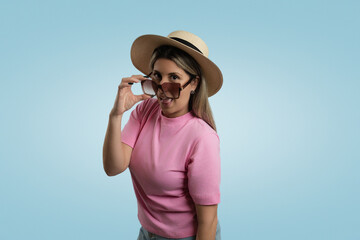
[
  {"left": 144, "top": 71, "right": 152, "bottom": 78},
  {"left": 128, "top": 74, "right": 150, "bottom": 85}
]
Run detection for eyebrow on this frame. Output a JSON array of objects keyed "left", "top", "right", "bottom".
[{"left": 153, "top": 70, "right": 183, "bottom": 77}]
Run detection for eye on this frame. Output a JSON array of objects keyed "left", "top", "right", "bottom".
[
  {"left": 152, "top": 72, "right": 161, "bottom": 81},
  {"left": 170, "top": 74, "right": 179, "bottom": 80}
]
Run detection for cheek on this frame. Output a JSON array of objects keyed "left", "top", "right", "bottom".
[{"left": 175, "top": 92, "right": 191, "bottom": 104}]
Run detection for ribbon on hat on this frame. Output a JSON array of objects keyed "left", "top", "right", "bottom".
[{"left": 170, "top": 37, "right": 203, "bottom": 55}]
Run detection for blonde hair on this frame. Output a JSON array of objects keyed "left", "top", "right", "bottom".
[{"left": 149, "top": 45, "right": 217, "bottom": 132}]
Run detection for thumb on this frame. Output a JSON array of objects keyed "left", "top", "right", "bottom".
[{"left": 136, "top": 94, "right": 152, "bottom": 102}]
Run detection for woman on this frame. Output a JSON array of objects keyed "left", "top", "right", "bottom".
[{"left": 103, "top": 31, "right": 223, "bottom": 240}]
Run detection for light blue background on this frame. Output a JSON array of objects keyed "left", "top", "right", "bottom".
[{"left": 1, "top": 0, "right": 359, "bottom": 239}]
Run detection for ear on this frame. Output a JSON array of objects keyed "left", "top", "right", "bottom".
[{"left": 191, "top": 76, "right": 200, "bottom": 91}]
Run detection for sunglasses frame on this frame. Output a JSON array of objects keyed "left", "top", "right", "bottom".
[{"left": 141, "top": 72, "right": 196, "bottom": 99}]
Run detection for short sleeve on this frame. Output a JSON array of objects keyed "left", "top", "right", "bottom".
[
  {"left": 121, "top": 99, "right": 149, "bottom": 148},
  {"left": 187, "top": 131, "right": 221, "bottom": 205}
]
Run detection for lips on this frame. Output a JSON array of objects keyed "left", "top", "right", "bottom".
[{"left": 160, "top": 98, "right": 173, "bottom": 105}]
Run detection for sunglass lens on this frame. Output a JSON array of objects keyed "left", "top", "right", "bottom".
[
  {"left": 162, "top": 83, "right": 180, "bottom": 99},
  {"left": 141, "top": 80, "right": 156, "bottom": 96}
]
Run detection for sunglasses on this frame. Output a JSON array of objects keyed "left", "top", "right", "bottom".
[{"left": 140, "top": 72, "right": 196, "bottom": 99}]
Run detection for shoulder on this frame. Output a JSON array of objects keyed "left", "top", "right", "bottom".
[
  {"left": 189, "top": 116, "right": 220, "bottom": 143},
  {"left": 186, "top": 116, "right": 221, "bottom": 164},
  {"left": 136, "top": 98, "right": 158, "bottom": 111},
  {"left": 133, "top": 98, "right": 159, "bottom": 118}
]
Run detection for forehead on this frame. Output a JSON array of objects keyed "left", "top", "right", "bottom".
[{"left": 153, "top": 58, "right": 185, "bottom": 74}]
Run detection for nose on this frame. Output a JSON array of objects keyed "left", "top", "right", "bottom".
[
  {"left": 159, "top": 78, "right": 170, "bottom": 85},
  {"left": 155, "top": 77, "right": 172, "bottom": 98},
  {"left": 156, "top": 79, "right": 170, "bottom": 94},
  {"left": 155, "top": 84, "right": 165, "bottom": 98},
  {"left": 156, "top": 87, "right": 164, "bottom": 94}
]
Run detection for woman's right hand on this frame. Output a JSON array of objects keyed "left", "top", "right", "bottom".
[{"left": 110, "top": 75, "right": 152, "bottom": 117}]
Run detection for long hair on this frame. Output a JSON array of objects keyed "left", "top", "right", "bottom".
[{"left": 149, "top": 45, "right": 217, "bottom": 132}]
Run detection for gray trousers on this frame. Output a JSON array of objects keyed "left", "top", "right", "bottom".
[{"left": 137, "top": 220, "right": 221, "bottom": 240}]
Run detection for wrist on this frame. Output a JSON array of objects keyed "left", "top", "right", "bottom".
[{"left": 109, "top": 111, "right": 123, "bottom": 119}]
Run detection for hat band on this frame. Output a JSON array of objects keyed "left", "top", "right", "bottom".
[{"left": 170, "top": 37, "right": 203, "bottom": 54}]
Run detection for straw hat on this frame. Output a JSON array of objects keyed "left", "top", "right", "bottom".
[{"left": 130, "top": 30, "right": 223, "bottom": 97}]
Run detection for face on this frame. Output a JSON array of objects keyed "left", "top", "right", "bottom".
[{"left": 151, "top": 58, "right": 198, "bottom": 118}]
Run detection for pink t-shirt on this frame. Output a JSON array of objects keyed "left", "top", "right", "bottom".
[{"left": 121, "top": 98, "right": 221, "bottom": 238}]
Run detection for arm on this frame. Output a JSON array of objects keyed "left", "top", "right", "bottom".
[
  {"left": 102, "top": 75, "right": 151, "bottom": 176},
  {"left": 187, "top": 132, "right": 221, "bottom": 239},
  {"left": 195, "top": 204, "right": 218, "bottom": 240},
  {"left": 102, "top": 113, "right": 132, "bottom": 176}
]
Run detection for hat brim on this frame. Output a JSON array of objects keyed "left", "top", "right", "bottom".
[{"left": 130, "top": 34, "right": 223, "bottom": 97}]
